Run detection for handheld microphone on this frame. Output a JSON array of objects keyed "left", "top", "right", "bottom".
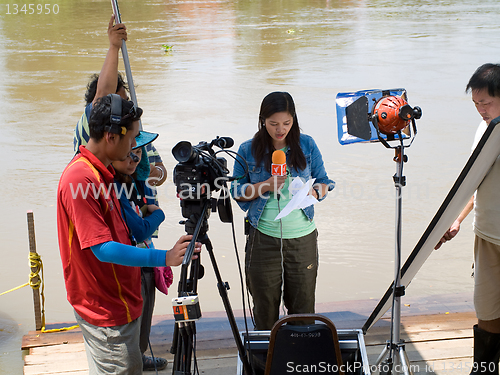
[
  {"left": 272, "top": 150, "right": 287, "bottom": 202},
  {"left": 271, "top": 150, "right": 287, "bottom": 176}
]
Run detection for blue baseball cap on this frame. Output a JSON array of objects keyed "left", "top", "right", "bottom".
[{"left": 133, "top": 130, "right": 158, "bottom": 149}]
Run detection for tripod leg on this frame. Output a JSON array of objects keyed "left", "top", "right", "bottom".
[
  {"left": 375, "top": 341, "right": 390, "bottom": 366},
  {"left": 202, "top": 235, "right": 253, "bottom": 375},
  {"left": 172, "top": 322, "right": 194, "bottom": 375},
  {"left": 171, "top": 323, "right": 180, "bottom": 371},
  {"left": 397, "top": 344, "right": 413, "bottom": 375}
]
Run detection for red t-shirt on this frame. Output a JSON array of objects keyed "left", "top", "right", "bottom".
[{"left": 57, "top": 146, "right": 142, "bottom": 327}]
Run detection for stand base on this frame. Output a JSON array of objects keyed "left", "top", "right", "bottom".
[{"left": 375, "top": 340, "right": 414, "bottom": 375}]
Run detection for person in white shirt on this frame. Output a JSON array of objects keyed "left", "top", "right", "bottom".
[{"left": 436, "top": 63, "right": 500, "bottom": 375}]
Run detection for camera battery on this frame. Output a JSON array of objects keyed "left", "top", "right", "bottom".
[{"left": 172, "top": 296, "right": 202, "bottom": 322}]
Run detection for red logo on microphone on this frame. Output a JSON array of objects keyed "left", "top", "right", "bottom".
[{"left": 271, "top": 164, "right": 286, "bottom": 176}]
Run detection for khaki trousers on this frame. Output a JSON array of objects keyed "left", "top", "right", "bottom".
[
  {"left": 474, "top": 236, "right": 500, "bottom": 321},
  {"left": 74, "top": 311, "right": 142, "bottom": 375}
]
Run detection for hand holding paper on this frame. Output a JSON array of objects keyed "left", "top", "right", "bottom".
[{"left": 275, "top": 178, "right": 317, "bottom": 221}]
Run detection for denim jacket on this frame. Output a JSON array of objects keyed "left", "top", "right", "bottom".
[{"left": 230, "top": 133, "right": 335, "bottom": 228}]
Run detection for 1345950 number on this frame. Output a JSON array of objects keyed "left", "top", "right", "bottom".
[{"left": 5, "top": 4, "right": 59, "bottom": 15}]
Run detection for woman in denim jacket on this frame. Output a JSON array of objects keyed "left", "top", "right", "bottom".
[{"left": 231, "top": 92, "right": 334, "bottom": 330}]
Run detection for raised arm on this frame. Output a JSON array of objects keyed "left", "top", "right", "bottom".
[{"left": 93, "top": 15, "right": 128, "bottom": 104}]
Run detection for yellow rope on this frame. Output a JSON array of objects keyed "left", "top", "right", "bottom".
[
  {"left": 42, "top": 324, "right": 80, "bottom": 333},
  {"left": 0, "top": 282, "right": 29, "bottom": 296},
  {"left": 0, "top": 253, "right": 79, "bottom": 333},
  {"left": 30, "top": 253, "right": 80, "bottom": 333},
  {"left": 30, "top": 252, "right": 47, "bottom": 330},
  {"left": 0, "top": 253, "right": 41, "bottom": 295},
  {"left": 29, "top": 252, "right": 43, "bottom": 289}
]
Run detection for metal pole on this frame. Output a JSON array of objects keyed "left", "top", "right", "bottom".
[
  {"left": 391, "top": 144, "right": 413, "bottom": 375},
  {"left": 376, "top": 144, "right": 413, "bottom": 375},
  {"left": 110, "top": 0, "right": 142, "bottom": 130},
  {"left": 393, "top": 146, "right": 403, "bottom": 346},
  {"left": 27, "top": 210, "right": 42, "bottom": 331}
]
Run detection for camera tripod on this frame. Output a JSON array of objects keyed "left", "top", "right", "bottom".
[
  {"left": 170, "top": 198, "right": 252, "bottom": 375},
  {"left": 374, "top": 139, "right": 413, "bottom": 375}
]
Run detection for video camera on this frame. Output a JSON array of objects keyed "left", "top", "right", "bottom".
[{"left": 172, "top": 136, "right": 234, "bottom": 228}]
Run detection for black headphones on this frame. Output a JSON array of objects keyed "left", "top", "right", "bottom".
[{"left": 104, "top": 93, "right": 127, "bottom": 135}]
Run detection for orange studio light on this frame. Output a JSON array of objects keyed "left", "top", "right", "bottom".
[{"left": 373, "top": 96, "right": 413, "bottom": 135}]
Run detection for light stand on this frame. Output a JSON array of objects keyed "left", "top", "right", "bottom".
[
  {"left": 361, "top": 93, "right": 420, "bottom": 375},
  {"left": 338, "top": 90, "right": 421, "bottom": 374},
  {"left": 374, "top": 139, "right": 413, "bottom": 375}
]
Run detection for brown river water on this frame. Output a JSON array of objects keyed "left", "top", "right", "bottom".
[{"left": 1, "top": 0, "right": 500, "bottom": 372}]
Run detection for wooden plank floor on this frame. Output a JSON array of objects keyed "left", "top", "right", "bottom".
[{"left": 22, "top": 311, "right": 477, "bottom": 375}]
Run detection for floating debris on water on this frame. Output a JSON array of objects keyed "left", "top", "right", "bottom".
[{"left": 162, "top": 44, "right": 173, "bottom": 53}]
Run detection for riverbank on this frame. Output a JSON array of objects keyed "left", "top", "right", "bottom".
[{"left": 22, "top": 293, "right": 476, "bottom": 374}]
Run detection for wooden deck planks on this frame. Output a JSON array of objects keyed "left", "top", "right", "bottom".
[
  {"left": 22, "top": 329, "right": 84, "bottom": 350},
  {"left": 27, "top": 343, "right": 86, "bottom": 355},
  {"left": 23, "top": 311, "right": 478, "bottom": 374}
]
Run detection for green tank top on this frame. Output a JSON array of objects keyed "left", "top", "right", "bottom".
[{"left": 257, "top": 152, "right": 316, "bottom": 239}]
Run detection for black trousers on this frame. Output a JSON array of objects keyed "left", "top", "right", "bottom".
[
  {"left": 245, "top": 227, "right": 318, "bottom": 330},
  {"left": 140, "top": 267, "right": 156, "bottom": 354}
]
